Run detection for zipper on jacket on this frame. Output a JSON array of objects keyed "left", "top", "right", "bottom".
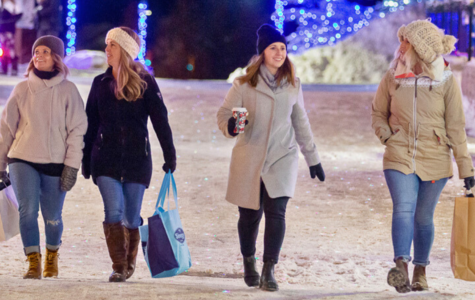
[
  {"left": 145, "top": 137, "right": 148, "bottom": 156},
  {"left": 99, "top": 133, "right": 103, "bottom": 150},
  {"left": 412, "top": 78, "right": 418, "bottom": 173}
]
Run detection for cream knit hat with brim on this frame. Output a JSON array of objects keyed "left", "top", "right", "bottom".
[
  {"left": 397, "top": 19, "right": 457, "bottom": 64},
  {"left": 105, "top": 28, "right": 140, "bottom": 60}
]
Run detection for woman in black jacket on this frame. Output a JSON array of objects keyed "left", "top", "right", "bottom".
[{"left": 82, "top": 26, "right": 176, "bottom": 282}]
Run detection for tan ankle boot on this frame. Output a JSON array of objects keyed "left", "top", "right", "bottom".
[
  {"left": 387, "top": 258, "right": 411, "bottom": 293},
  {"left": 412, "top": 265, "right": 428, "bottom": 291},
  {"left": 24, "top": 252, "right": 42, "bottom": 279},
  {"left": 43, "top": 249, "right": 59, "bottom": 278}
]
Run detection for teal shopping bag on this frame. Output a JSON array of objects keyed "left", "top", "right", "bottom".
[{"left": 139, "top": 172, "right": 192, "bottom": 278}]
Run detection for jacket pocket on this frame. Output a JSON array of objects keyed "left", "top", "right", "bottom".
[
  {"left": 13, "top": 122, "right": 28, "bottom": 151},
  {"left": 145, "top": 137, "right": 149, "bottom": 156},
  {"left": 58, "top": 128, "right": 66, "bottom": 144},
  {"left": 433, "top": 129, "right": 452, "bottom": 148},
  {"left": 384, "top": 126, "right": 410, "bottom": 162}
]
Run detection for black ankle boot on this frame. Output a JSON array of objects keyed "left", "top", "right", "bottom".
[
  {"left": 259, "top": 259, "right": 278, "bottom": 291},
  {"left": 243, "top": 256, "right": 260, "bottom": 287}
]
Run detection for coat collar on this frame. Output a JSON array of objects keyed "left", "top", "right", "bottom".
[
  {"left": 255, "top": 74, "right": 275, "bottom": 99},
  {"left": 27, "top": 69, "right": 65, "bottom": 94},
  {"left": 394, "top": 56, "right": 448, "bottom": 81},
  {"left": 101, "top": 66, "right": 114, "bottom": 81}
]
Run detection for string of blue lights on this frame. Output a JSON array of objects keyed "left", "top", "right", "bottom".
[
  {"left": 273, "top": 0, "right": 421, "bottom": 54},
  {"left": 138, "top": 1, "right": 150, "bottom": 66},
  {"left": 65, "top": 0, "right": 77, "bottom": 56}
]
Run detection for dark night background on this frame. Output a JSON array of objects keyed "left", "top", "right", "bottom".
[{"left": 75, "top": 0, "right": 275, "bottom": 79}]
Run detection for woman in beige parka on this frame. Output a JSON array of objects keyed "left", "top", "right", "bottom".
[
  {"left": 372, "top": 19, "right": 475, "bottom": 293},
  {"left": 217, "top": 24, "right": 324, "bottom": 292}
]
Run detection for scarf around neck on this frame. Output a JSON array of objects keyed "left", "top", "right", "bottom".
[{"left": 259, "top": 64, "right": 288, "bottom": 92}]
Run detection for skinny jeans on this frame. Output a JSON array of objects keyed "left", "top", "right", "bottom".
[
  {"left": 9, "top": 162, "right": 66, "bottom": 255},
  {"left": 238, "top": 181, "right": 289, "bottom": 263},
  {"left": 384, "top": 169, "right": 448, "bottom": 266},
  {"left": 96, "top": 176, "right": 146, "bottom": 229}
]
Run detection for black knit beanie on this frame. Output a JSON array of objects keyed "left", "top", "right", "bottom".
[
  {"left": 32, "top": 35, "right": 65, "bottom": 59},
  {"left": 256, "top": 24, "right": 287, "bottom": 55}
]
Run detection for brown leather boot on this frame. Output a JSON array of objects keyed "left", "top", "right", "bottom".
[
  {"left": 387, "top": 258, "right": 411, "bottom": 293},
  {"left": 43, "top": 249, "right": 59, "bottom": 278},
  {"left": 103, "top": 222, "right": 129, "bottom": 282},
  {"left": 412, "top": 265, "right": 428, "bottom": 291},
  {"left": 125, "top": 227, "right": 140, "bottom": 279},
  {"left": 23, "top": 252, "right": 42, "bottom": 279}
]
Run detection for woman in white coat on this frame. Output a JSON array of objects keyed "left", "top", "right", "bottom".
[{"left": 217, "top": 24, "right": 325, "bottom": 292}]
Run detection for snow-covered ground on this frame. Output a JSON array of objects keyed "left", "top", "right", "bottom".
[{"left": 0, "top": 75, "right": 474, "bottom": 299}]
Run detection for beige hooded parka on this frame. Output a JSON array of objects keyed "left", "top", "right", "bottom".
[{"left": 372, "top": 57, "right": 474, "bottom": 181}]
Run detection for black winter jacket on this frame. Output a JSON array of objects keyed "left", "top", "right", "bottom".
[{"left": 82, "top": 67, "right": 176, "bottom": 187}]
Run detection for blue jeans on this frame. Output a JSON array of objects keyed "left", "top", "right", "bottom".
[
  {"left": 96, "top": 176, "right": 146, "bottom": 229},
  {"left": 9, "top": 162, "right": 66, "bottom": 255},
  {"left": 384, "top": 169, "right": 448, "bottom": 266}
]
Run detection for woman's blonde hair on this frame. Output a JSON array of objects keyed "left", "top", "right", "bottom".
[
  {"left": 390, "top": 43, "right": 434, "bottom": 79},
  {"left": 111, "top": 27, "right": 148, "bottom": 102},
  {"left": 238, "top": 52, "right": 296, "bottom": 88},
  {"left": 25, "top": 52, "right": 69, "bottom": 78}
]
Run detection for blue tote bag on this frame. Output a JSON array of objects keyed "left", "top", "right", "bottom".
[{"left": 139, "top": 172, "right": 192, "bottom": 278}]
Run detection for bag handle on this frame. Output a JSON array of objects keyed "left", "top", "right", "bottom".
[{"left": 155, "top": 171, "right": 178, "bottom": 211}]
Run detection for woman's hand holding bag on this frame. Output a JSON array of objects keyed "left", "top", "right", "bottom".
[
  {"left": 464, "top": 176, "right": 475, "bottom": 190},
  {"left": 309, "top": 163, "right": 325, "bottom": 182}
]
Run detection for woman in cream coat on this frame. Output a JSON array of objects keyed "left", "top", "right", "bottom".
[
  {"left": 0, "top": 35, "right": 87, "bottom": 279},
  {"left": 217, "top": 24, "right": 325, "bottom": 292}
]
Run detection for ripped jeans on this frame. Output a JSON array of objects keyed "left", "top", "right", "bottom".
[{"left": 9, "top": 162, "right": 66, "bottom": 255}]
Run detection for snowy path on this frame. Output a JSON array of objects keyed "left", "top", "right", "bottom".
[{"left": 0, "top": 76, "right": 474, "bottom": 299}]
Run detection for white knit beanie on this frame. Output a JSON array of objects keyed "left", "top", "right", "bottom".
[
  {"left": 397, "top": 19, "right": 457, "bottom": 64},
  {"left": 105, "top": 28, "right": 141, "bottom": 60}
]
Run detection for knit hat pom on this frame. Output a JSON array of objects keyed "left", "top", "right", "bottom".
[{"left": 442, "top": 34, "right": 457, "bottom": 55}]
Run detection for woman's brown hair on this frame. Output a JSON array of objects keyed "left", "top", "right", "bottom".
[
  {"left": 25, "top": 52, "right": 69, "bottom": 78},
  {"left": 237, "top": 52, "right": 296, "bottom": 88},
  {"left": 111, "top": 27, "right": 148, "bottom": 102}
]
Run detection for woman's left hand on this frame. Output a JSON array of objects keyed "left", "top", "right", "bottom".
[
  {"left": 61, "top": 166, "right": 79, "bottom": 191},
  {"left": 464, "top": 176, "right": 475, "bottom": 190},
  {"left": 162, "top": 161, "right": 177, "bottom": 173},
  {"left": 309, "top": 163, "right": 325, "bottom": 182}
]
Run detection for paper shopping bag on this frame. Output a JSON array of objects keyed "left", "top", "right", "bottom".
[
  {"left": 0, "top": 185, "right": 20, "bottom": 242},
  {"left": 450, "top": 192, "right": 475, "bottom": 281}
]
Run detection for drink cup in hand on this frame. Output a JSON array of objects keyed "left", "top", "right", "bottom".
[{"left": 232, "top": 107, "right": 248, "bottom": 134}]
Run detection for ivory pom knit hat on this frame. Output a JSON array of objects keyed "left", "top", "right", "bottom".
[
  {"left": 397, "top": 19, "right": 457, "bottom": 64},
  {"left": 105, "top": 28, "right": 141, "bottom": 60}
]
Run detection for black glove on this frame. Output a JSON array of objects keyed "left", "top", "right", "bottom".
[
  {"left": 464, "top": 176, "right": 475, "bottom": 190},
  {"left": 162, "top": 161, "right": 176, "bottom": 173},
  {"left": 309, "top": 163, "right": 325, "bottom": 182},
  {"left": 61, "top": 166, "right": 78, "bottom": 192},
  {"left": 0, "top": 171, "right": 11, "bottom": 191},
  {"left": 227, "top": 116, "right": 248, "bottom": 137}
]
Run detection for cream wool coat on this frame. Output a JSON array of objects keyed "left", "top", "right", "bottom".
[
  {"left": 372, "top": 61, "right": 474, "bottom": 181},
  {"left": 217, "top": 70, "right": 320, "bottom": 210},
  {"left": 0, "top": 71, "right": 88, "bottom": 171}
]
